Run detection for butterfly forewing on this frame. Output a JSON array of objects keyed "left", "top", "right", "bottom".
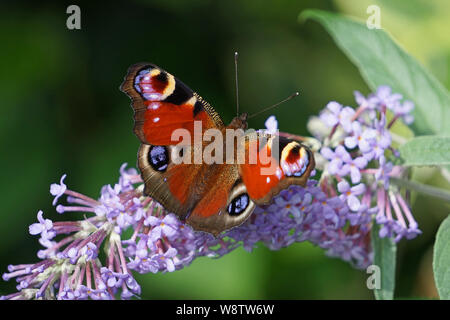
[{"left": 120, "top": 63, "right": 224, "bottom": 146}]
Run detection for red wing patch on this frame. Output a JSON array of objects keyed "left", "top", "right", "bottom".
[
  {"left": 166, "top": 164, "right": 232, "bottom": 218},
  {"left": 165, "top": 164, "right": 195, "bottom": 205},
  {"left": 191, "top": 187, "right": 229, "bottom": 218},
  {"left": 239, "top": 135, "right": 314, "bottom": 204},
  {"left": 141, "top": 102, "right": 214, "bottom": 145},
  {"left": 239, "top": 137, "right": 283, "bottom": 201}
]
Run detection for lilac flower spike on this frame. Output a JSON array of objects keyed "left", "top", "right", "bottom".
[
  {"left": 2, "top": 85, "right": 420, "bottom": 300},
  {"left": 314, "top": 85, "right": 419, "bottom": 243}
]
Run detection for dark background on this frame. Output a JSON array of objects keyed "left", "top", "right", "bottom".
[{"left": 1, "top": 0, "right": 449, "bottom": 299}]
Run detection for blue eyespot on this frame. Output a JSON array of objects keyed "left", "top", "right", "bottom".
[
  {"left": 148, "top": 146, "right": 169, "bottom": 172},
  {"left": 227, "top": 193, "right": 249, "bottom": 216}
]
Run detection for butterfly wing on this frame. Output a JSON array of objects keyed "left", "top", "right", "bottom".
[
  {"left": 120, "top": 63, "right": 225, "bottom": 145},
  {"left": 240, "top": 133, "right": 315, "bottom": 205},
  {"left": 138, "top": 144, "right": 255, "bottom": 236}
]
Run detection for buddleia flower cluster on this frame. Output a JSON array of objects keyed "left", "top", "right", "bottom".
[
  {"left": 311, "top": 85, "right": 420, "bottom": 242},
  {"left": 1, "top": 85, "right": 419, "bottom": 300}
]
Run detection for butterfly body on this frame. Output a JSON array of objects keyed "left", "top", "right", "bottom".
[{"left": 121, "top": 63, "right": 315, "bottom": 235}]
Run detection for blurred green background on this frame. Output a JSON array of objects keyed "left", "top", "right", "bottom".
[{"left": 1, "top": 0, "right": 449, "bottom": 299}]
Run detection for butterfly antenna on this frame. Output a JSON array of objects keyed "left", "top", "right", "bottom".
[
  {"left": 234, "top": 51, "right": 239, "bottom": 117},
  {"left": 247, "top": 91, "right": 299, "bottom": 119}
]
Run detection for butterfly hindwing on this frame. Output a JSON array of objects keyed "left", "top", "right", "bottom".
[
  {"left": 240, "top": 134, "right": 315, "bottom": 205},
  {"left": 138, "top": 143, "right": 255, "bottom": 236}
]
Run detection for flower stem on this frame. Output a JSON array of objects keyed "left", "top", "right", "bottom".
[{"left": 390, "top": 177, "right": 450, "bottom": 203}]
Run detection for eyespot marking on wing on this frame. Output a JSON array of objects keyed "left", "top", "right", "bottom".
[
  {"left": 280, "top": 141, "right": 310, "bottom": 177},
  {"left": 134, "top": 68, "right": 176, "bottom": 101},
  {"left": 227, "top": 193, "right": 250, "bottom": 216},
  {"left": 148, "top": 145, "right": 169, "bottom": 172}
]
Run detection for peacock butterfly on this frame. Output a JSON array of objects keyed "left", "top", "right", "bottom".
[{"left": 120, "top": 62, "right": 315, "bottom": 235}]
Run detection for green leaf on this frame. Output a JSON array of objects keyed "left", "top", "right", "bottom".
[
  {"left": 299, "top": 9, "right": 450, "bottom": 136},
  {"left": 371, "top": 223, "right": 397, "bottom": 300},
  {"left": 433, "top": 214, "right": 450, "bottom": 299},
  {"left": 399, "top": 136, "right": 450, "bottom": 166}
]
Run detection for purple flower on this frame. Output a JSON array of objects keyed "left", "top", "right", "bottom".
[
  {"left": 264, "top": 115, "right": 278, "bottom": 134},
  {"left": 123, "top": 275, "right": 141, "bottom": 297},
  {"left": 320, "top": 101, "right": 355, "bottom": 132},
  {"left": 58, "top": 287, "right": 76, "bottom": 300},
  {"left": 374, "top": 85, "right": 403, "bottom": 110},
  {"left": 116, "top": 211, "right": 134, "bottom": 231},
  {"left": 149, "top": 247, "right": 178, "bottom": 272},
  {"left": 392, "top": 100, "right": 414, "bottom": 125},
  {"left": 100, "top": 267, "right": 129, "bottom": 288},
  {"left": 79, "top": 242, "right": 98, "bottom": 261},
  {"left": 29, "top": 211, "right": 56, "bottom": 249},
  {"left": 78, "top": 285, "right": 110, "bottom": 300},
  {"left": 29, "top": 210, "right": 54, "bottom": 238},
  {"left": 146, "top": 214, "right": 178, "bottom": 241},
  {"left": 321, "top": 145, "right": 351, "bottom": 175},
  {"left": 322, "top": 145, "right": 367, "bottom": 183},
  {"left": 341, "top": 155, "right": 368, "bottom": 184},
  {"left": 354, "top": 90, "right": 378, "bottom": 118},
  {"left": 344, "top": 122, "right": 376, "bottom": 153},
  {"left": 119, "top": 163, "right": 140, "bottom": 191},
  {"left": 50, "top": 174, "right": 67, "bottom": 206},
  {"left": 363, "top": 115, "right": 391, "bottom": 161},
  {"left": 272, "top": 193, "right": 304, "bottom": 222},
  {"left": 338, "top": 180, "right": 366, "bottom": 212}
]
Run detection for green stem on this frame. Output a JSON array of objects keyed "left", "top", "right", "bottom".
[{"left": 390, "top": 177, "right": 450, "bottom": 203}]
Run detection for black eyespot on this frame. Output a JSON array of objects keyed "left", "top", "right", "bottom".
[
  {"left": 148, "top": 146, "right": 169, "bottom": 172},
  {"left": 227, "top": 193, "right": 250, "bottom": 216}
]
